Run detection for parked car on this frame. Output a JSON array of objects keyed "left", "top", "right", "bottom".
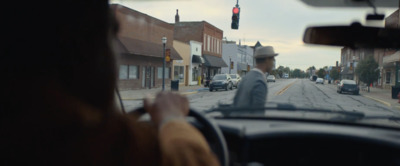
[
  {"left": 209, "top": 74, "right": 233, "bottom": 91},
  {"left": 316, "top": 78, "right": 324, "bottom": 84},
  {"left": 267, "top": 75, "right": 276, "bottom": 82},
  {"left": 230, "top": 74, "right": 241, "bottom": 88},
  {"left": 337, "top": 80, "right": 359, "bottom": 95}
]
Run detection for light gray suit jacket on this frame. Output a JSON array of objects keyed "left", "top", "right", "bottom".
[{"left": 233, "top": 69, "right": 267, "bottom": 107}]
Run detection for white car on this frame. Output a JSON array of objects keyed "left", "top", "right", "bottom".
[
  {"left": 316, "top": 78, "right": 324, "bottom": 84},
  {"left": 267, "top": 75, "right": 276, "bottom": 82},
  {"left": 230, "top": 74, "right": 241, "bottom": 88}
]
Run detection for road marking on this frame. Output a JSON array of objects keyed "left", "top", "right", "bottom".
[
  {"left": 274, "top": 80, "right": 298, "bottom": 96},
  {"left": 362, "top": 95, "right": 391, "bottom": 107}
]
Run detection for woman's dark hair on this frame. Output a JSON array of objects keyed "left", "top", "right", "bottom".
[{"left": 2, "top": 0, "right": 118, "bottom": 113}]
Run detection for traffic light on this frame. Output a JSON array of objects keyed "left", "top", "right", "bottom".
[{"left": 231, "top": 6, "right": 240, "bottom": 30}]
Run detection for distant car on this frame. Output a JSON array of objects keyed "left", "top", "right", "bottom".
[
  {"left": 209, "top": 74, "right": 233, "bottom": 91},
  {"left": 337, "top": 80, "right": 359, "bottom": 95},
  {"left": 230, "top": 74, "right": 241, "bottom": 88},
  {"left": 267, "top": 75, "right": 276, "bottom": 82},
  {"left": 316, "top": 78, "right": 324, "bottom": 84}
]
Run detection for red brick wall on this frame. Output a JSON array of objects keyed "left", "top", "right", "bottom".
[
  {"left": 203, "top": 22, "right": 223, "bottom": 57},
  {"left": 117, "top": 54, "right": 172, "bottom": 90},
  {"left": 173, "top": 21, "right": 223, "bottom": 57},
  {"left": 113, "top": 4, "right": 175, "bottom": 49},
  {"left": 173, "top": 22, "right": 203, "bottom": 43}
]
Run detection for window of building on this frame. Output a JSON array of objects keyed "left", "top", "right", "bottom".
[
  {"left": 386, "top": 72, "right": 391, "bottom": 84},
  {"left": 119, "top": 65, "right": 128, "bottom": 80},
  {"left": 174, "top": 66, "right": 184, "bottom": 83},
  {"left": 216, "top": 40, "right": 219, "bottom": 53},
  {"left": 157, "top": 67, "right": 162, "bottom": 79},
  {"left": 192, "top": 67, "right": 198, "bottom": 82},
  {"left": 207, "top": 36, "right": 210, "bottom": 51},
  {"left": 158, "top": 67, "right": 170, "bottom": 79},
  {"left": 398, "top": 70, "right": 400, "bottom": 83},
  {"left": 128, "top": 65, "right": 138, "bottom": 79},
  {"left": 204, "top": 35, "right": 206, "bottom": 50}
]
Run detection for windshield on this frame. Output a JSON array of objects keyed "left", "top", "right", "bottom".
[
  {"left": 115, "top": 0, "right": 400, "bottom": 129},
  {"left": 213, "top": 75, "right": 227, "bottom": 80}
]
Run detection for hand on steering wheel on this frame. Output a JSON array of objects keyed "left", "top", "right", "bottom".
[{"left": 130, "top": 92, "right": 229, "bottom": 166}]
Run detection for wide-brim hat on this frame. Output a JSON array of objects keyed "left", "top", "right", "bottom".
[{"left": 254, "top": 46, "right": 278, "bottom": 59}]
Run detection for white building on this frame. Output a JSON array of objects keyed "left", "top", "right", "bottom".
[
  {"left": 221, "top": 40, "right": 254, "bottom": 76},
  {"left": 189, "top": 40, "right": 204, "bottom": 85}
]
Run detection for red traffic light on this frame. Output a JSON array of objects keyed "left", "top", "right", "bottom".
[{"left": 233, "top": 7, "right": 239, "bottom": 14}]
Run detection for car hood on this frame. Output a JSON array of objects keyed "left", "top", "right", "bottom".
[{"left": 206, "top": 103, "right": 400, "bottom": 129}]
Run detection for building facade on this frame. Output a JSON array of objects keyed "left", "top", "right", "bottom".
[
  {"left": 172, "top": 40, "right": 191, "bottom": 86},
  {"left": 340, "top": 47, "right": 374, "bottom": 83},
  {"left": 221, "top": 41, "right": 238, "bottom": 75},
  {"left": 173, "top": 12, "right": 227, "bottom": 81},
  {"left": 112, "top": 4, "right": 182, "bottom": 90},
  {"left": 381, "top": 9, "right": 400, "bottom": 89},
  {"left": 221, "top": 41, "right": 254, "bottom": 76}
]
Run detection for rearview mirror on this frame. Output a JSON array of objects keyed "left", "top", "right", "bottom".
[{"left": 303, "top": 23, "right": 400, "bottom": 49}]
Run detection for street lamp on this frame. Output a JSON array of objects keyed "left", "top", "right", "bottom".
[{"left": 162, "top": 36, "right": 167, "bottom": 91}]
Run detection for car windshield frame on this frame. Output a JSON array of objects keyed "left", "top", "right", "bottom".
[{"left": 230, "top": 75, "right": 237, "bottom": 79}]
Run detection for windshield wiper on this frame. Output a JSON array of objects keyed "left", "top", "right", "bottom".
[{"left": 205, "top": 103, "right": 365, "bottom": 121}]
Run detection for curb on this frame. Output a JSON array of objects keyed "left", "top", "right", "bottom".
[{"left": 362, "top": 94, "right": 392, "bottom": 107}]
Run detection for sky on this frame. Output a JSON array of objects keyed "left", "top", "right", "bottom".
[{"left": 111, "top": 0, "right": 397, "bottom": 71}]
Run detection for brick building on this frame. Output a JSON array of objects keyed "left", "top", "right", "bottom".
[
  {"left": 111, "top": 4, "right": 182, "bottom": 90},
  {"left": 340, "top": 47, "right": 374, "bottom": 82},
  {"left": 380, "top": 9, "right": 400, "bottom": 89},
  {"left": 172, "top": 11, "right": 227, "bottom": 81}
]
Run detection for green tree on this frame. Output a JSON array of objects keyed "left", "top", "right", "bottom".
[
  {"left": 355, "top": 56, "right": 379, "bottom": 92},
  {"left": 292, "top": 69, "right": 301, "bottom": 78},
  {"left": 330, "top": 69, "right": 340, "bottom": 81},
  {"left": 277, "top": 66, "right": 284, "bottom": 77},
  {"left": 317, "top": 68, "right": 326, "bottom": 78}
]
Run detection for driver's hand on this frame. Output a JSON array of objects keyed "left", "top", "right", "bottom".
[{"left": 144, "top": 92, "right": 189, "bottom": 127}]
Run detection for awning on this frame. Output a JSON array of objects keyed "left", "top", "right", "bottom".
[
  {"left": 383, "top": 51, "right": 400, "bottom": 65},
  {"left": 116, "top": 36, "right": 182, "bottom": 60},
  {"left": 192, "top": 55, "right": 205, "bottom": 63},
  {"left": 203, "top": 54, "right": 228, "bottom": 67}
]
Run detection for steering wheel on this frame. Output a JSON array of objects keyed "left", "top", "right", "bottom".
[{"left": 131, "top": 107, "right": 229, "bottom": 166}]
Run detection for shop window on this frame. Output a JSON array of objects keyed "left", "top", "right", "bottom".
[
  {"left": 174, "top": 66, "right": 184, "bottom": 83},
  {"left": 119, "top": 65, "right": 128, "bottom": 80},
  {"left": 128, "top": 65, "right": 138, "bottom": 79}
]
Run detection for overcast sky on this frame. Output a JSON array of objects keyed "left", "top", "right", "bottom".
[{"left": 111, "top": 0, "right": 397, "bottom": 71}]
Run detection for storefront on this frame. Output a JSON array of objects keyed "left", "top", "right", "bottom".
[
  {"left": 382, "top": 51, "right": 400, "bottom": 89},
  {"left": 202, "top": 54, "right": 228, "bottom": 79}
]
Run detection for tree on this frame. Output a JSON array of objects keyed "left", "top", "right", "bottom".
[
  {"left": 277, "top": 66, "right": 284, "bottom": 77},
  {"left": 355, "top": 56, "right": 379, "bottom": 92},
  {"left": 317, "top": 68, "right": 326, "bottom": 78},
  {"left": 292, "top": 69, "right": 301, "bottom": 78},
  {"left": 330, "top": 69, "right": 340, "bottom": 81}
]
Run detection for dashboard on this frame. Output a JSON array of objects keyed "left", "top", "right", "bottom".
[{"left": 195, "top": 118, "right": 400, "bottom": 166}]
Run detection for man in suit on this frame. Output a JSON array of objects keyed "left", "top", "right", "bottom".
[{"left": 233, "top": 46, "right": 278, "bottom": 107}]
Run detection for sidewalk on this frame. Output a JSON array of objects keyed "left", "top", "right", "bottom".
[
  {"left": 359, "top": 87, "right": 400, "bottom": 110},
  {"left": 119, "top": 85, "right": 208, "bottom": 100}
]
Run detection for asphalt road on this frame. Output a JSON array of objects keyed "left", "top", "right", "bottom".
[{"left": 122, "top": 79, "right": 400, "bottom": 116}]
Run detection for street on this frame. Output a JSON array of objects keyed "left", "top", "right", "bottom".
[{"left": 122, "top": 79, "right": 400, "bottom": 116}]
